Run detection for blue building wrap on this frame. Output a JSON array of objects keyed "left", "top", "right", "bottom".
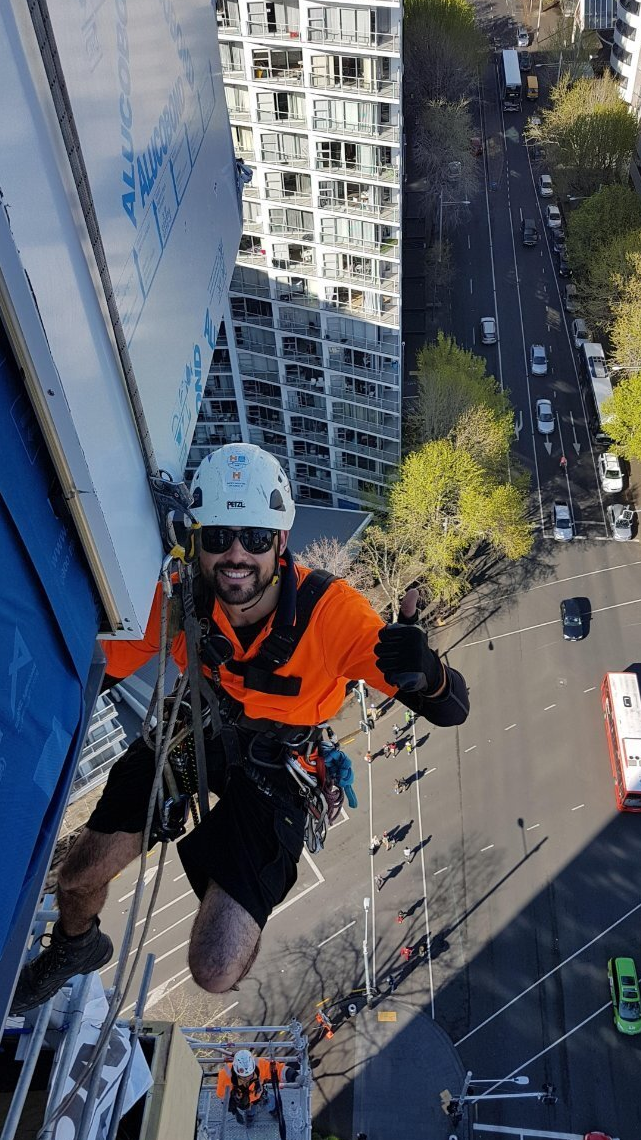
[{"left": 0, "top": 318, "right": 103, "bottom": 1021}]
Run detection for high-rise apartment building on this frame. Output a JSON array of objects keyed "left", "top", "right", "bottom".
[
  {"left": 186, "top": 0, "right": 403, "bottom": 510},
  {"left": 610, "top": 0, "right": 641, "bottom": 193}
]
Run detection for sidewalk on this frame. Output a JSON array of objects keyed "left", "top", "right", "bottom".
[{"left": 313, "top": 1000, "right": 470, "bottom": 1140}]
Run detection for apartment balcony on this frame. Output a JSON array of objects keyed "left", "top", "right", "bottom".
[
  {"left": 243, "top": 217, "right": 264, "bottom": 233},
  {"left": 222, "top": 63, "right": 245, "bottom": 79},
  {"left": 284, "top": 372, "right": 326, "bottom": 391},
  {"left": 282, "top": 347, "right": 324, "bottom": 367},
  {"left": 228, "top": 106, "right": 251, "bottom": 122},
  {"left": 235, "top": 146, "right": 256, "bottom": 163},
  {"left": 242, "top": 386, "right": 283, "bottom": 409},
  {"left": 260, "top": 150, "right": 309, "bottom": 168},
  {"left": 619, "top": 0, "right": 640, "bottom": 13},
  {"left": 271, "top": 257, "right": 317, "bottom": 274},
  {"left": 615, "top": 15, "right": 637, "bottom": 36},
  {"left": 230, "top": 277, "right": 271, "bottom": 298},
  {"left": 312, "top": 116, "right": 399, "bottom": 143},
  {"left": 323, "top": 325, "right": 399, "bottom": 353},
  {"left": 309, "top": 74, "right": 399, "bottom": 99},
  {"left": 318, "top": 195, "right": 400, "bottom": 223},
  {"left": 315, "top": 156, "right": 398, "bottom": 182},
  {"left": 284, "top": 392, "right": 327, "bottom": 414},
  {"left": 320, "top": 231, "right": 400, "bottom": 257},
  {"left": 252, "top": 64, "right": 304, "bottom": 85},
  {"left": 612, "top": 39, "right": 633, "bottom": 65},
  {"left": 232, "top": 311, "right": 275, "bottom": 328},
  {"left": 327, "top": 355, "right": 398, "bottom": 383},
  {"left": 338, "top": 437, "right": 398, "bottom": 463},
  {"left": 246, "top": 20, "right": 302, "bottom": 39},
  {"left": 276, "top": 317, "right": 322, "bottom": 337},
  {"left": 243, "top": 183, "right": 260, "bottom": 199},
  {"left": 307, "top": 26, "right": 400, "bottom": 52},
  {"left": 331, "top": 409, "right": 398, "bottom": 434},
  {"left": 294, "top": 471, "right": 334, "bottom": 492},
  {"left": 323, "top": 296, "right": 399, "bottom": 326},
  {"left": 238, "top": 365, "right": 280, "bottom": 386},
  {"left": 323, "top": 263, "right": 399, "bottom": 291},
  {"left": 330, "top": 382, "right": 397, "bottom": 410},
  {"left": 238, "top": 248, "right": 267, "bottom": 264},
  {"left": 269, "top": 223, "right": 315, "bottom": 240},
  {"left": 264, "top": 186, "right": 313, "bottom": 206},
  {"left": 203, "top": 385, "right": 238, "bottom": 402},
  {"left": 335, "top": 476, "right": 385, "bottom": 500},
  {"left": 275, "top": 286, "right": 321, "bottom": 307},
  {"left": 217, "top": 14, "right": 242, "bottom": 33},
  {"left": 256, "top": 109, "right": 307, "bottom": 127}
]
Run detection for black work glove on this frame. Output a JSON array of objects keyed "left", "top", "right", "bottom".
[{"left": 375, "top": 590, "right": 443, "bottom": 694}]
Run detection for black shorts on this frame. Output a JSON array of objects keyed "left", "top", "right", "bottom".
[{"left": 87, "top": 737, "right": 306, "bottom": 929}]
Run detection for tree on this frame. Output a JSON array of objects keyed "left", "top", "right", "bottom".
[
  {"left": 451, "top": 404, "right": 514, "bottom": 481},
  {"left": 602, "top": 372, "right": 641, "bottom": 461},
  {"left": 388, "top": 439, "right": 532, "bottom": 605},
  {"left": 566, "top": 186, "right": 641, "bottom": 283},
  {"left": 414, "top": 98, "right": 479, "bottom": 209},
  {"left": 576, "top": 230, "right": 641, "bottom": 338},
  {"left": 410, "top": 332, "right": 509, "bottom": 444},
  {"left": 354, "top": 523, "right": 424, "bottom": 620},
  {"left": 609, "top": 256, "right": 641, "bottom": 374},
  {"left": 404, "top": 0, "right": 488, "bottom": 106},
  {"left": 524, "top": 73, "right": 639, "bottom": 195},
  {"left": 295, "top": 535, "right": 373, "bottom": 594}
]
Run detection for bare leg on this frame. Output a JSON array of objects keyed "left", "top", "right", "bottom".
[
  {"left": 56, "top": 828, "right": 143, "bottom": 936},
  {"left": 188, "top": 881, "right": 262, "bottom": 993}
]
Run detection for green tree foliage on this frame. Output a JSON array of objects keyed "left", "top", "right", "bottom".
[
  {"left": 388, "top": 438, "right": 532, "bottom": 605},
  {"left": 525, "top": 72, "right": 639, "bottom": 195},
  {"left": 414, "top": 98, "right": 479, "bottom": 206},
  {"left": 404, "top": 0, "right": 488, "bottom": 105},
  {"left": 411, "top": 332, "right": 510, "bottom": 444},
  {"left": 602, "top": 372, "right": 641, "bottom": 461},
  {"left": 609, "top": 255, "right": 641, "bottom": 374},
  {"left": 576, "top": 230, "right": 641, "bottom": 341},
  {"left": 356, "top": 524, "right": 424, "bottom": 620},
  {"left": 566, "top": 186, "right": 641, "bottom": 282}
]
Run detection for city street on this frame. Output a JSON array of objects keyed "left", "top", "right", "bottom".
[{"left": 96, "top": 15, "right": 641, "bottom": 1140}]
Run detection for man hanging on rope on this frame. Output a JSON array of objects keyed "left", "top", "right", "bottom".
[{"left": 11, "top": 444, "right": 469, "bottom": 1014}]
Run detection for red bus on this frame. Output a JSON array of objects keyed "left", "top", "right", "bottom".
[{"left": 602, "top": 672, "right": 641, "bottom": 812}]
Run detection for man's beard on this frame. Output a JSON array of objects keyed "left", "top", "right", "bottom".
[{"left": 201, "top": 559, "right": 275, "bottom": 607}]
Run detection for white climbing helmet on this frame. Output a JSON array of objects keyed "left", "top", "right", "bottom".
[
  {"left": 190, "top": 444, "right": 295, "bottom": 530},
  {"left": 233, "top": 1049, "right": 256, "bottom": 1077}
]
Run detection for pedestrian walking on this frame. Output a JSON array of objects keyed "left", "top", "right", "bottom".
[
  {"left": 369, "top": 835, "right": 381, "bottom": 854},
  {"left": 391, "top": 723, "right": 401, "bottom": 740},
  {"left": 368, "top": 703, "right": 378, "bottom": 723},
  {"left": 383, "top": 742, "right": 391, "bottom": 758},
  {"left": 403, "top": 845, "right": 414, "bottom": 864},
  {"left": 382, "top": 830, "right": 396, "bottom": 851},
  {"left": 405, "top": 739, "right": 413, "bottom": 755},
  {"left": 386, "top": 974, "right": 397, "bottom": 993},
  {"left": 404, "top": 709, "right": 414, "bottom": 727},
  {"left": 375, "top": 873, "right": 385, "bottom": 892},
  {"left": 400, "top": 946, "right": 412, "bottom": 963},
  {"left": 364, "top": 750, "right": 373, "bottom": 765},
  {"left": 389, "top": 740, "right": 398, "bottom": 758},
  {"left": 418, "top": 943, "right": 428, "bottom": 960},
  {"left": 396, "top": 910, "right": 407, "bottom": 924},
  {"left": 394, "top": 777, "right": 408, "bottom": 795},
  {"left": 560, "top": 454, "right": 568, "bottom": 471}
]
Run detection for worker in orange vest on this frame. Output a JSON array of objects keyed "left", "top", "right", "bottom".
[{"left": 217, "top": 1049, "right": 286, "bottom": 1123}]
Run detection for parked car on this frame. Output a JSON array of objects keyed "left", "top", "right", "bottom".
[
  {"left": 546, "top": 204, "right": 563, "bottom": 228},
  {"left": 608, "top": 956, "right": 641, "bottom": 1035},
  {"left": 571, "top": 318, "right": 592, "bottom": 348},
  {"left": 480, "top": 317, "right": 498, "bottom": 344},
  {"left": 564, "top": 284, "right": 579, "bottom": 313},
  {"left": 552, "top": 228, "right": 566, "bottom": 252},
  {"left": 557, "top": 252, "right": 572, "bottom": 278},
  {"left": 552, "top": 500, "right": 573, "bottom": 541},
  {"left": 536, "top": 397, "right": 555, "bottom": 434},
  {"left": 584, "top": 1134, "right": 613, "bottom": 1140},
  {"left": 560, "top": 597, "right": 584, "bottom": 640},
  {"left": 521, "top": 217, "right": 538, "bottom": 246},
  {"left": 470, "top": 136, "right": 483, "bottom": 156},
  {"left": 517, "top": 24, "right": 530, "bottom": 46},
  {"left": 607, "top": 502, "right": 634, "bottom": 541},
  {"left": 538, "top": 174, "right": 553, "bottom": 197},
  {"left": 598, "top": 452, "right": 624, "bottom": 493},
  {"left": 530, "top": 344, "right": 548, "bottom": 375},
  {"left": 519, "top": 50, "right": 532, "bottom": 70}
]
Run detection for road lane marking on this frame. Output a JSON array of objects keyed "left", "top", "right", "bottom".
[
  {"left": 464, "top": 745, "right": 477, "bottom": 753},
  {"left": 318, "top": 921, "right": 356, "bottom": 948},
  {"left": 135, "top": 889, "right": 193, "bottom": 926},
  {"left": 504, "top": 723, "right": 516, "bottom": 731},
  {"left": 571, "top": 803, "right": 584, "bottom": 811},
  {"left": 433, "top": 866, "right": 448, "bottom": 876},
  {"left": 118, "top": 866, "right": 158, "bottom": 903},
  {"left": 455, "top": 898, "right": 641, "bottom": 1045},
  {"left": 413, "top": 742, "right": 435, "bottom": 1019},
  {"left": 480, "top": 844, "right": 494, "bottom": 852},
  {"left": 473, "top": 1001, "right": 611, "bottom": 1100},
  {"left": 141, "top": 967, "right": 191, "bottom": 1012},
  {"left": 526, "top": 824, "right": 540, "bottom": 831},
  {"left": 584, "top": 686, "right": 596, "bottom": 693},
  {"left": 543, "top": 704, "right": 556, "bottom": 711},
  {"left": 463, "top": 595, "right": 641, "bottom": 647},
  {"left": 425, "top": 766, "right": 437, "bottom": 775},
  {"left": 527, "top": 558, "right": 641, "bottom": 591},
  {"left": 100, "top": 907, "right": 199, "bottom": 975}
]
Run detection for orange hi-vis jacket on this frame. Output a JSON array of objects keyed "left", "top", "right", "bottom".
[
  {"left": 101, "top": 562, "right": 397, "bottom": 727},
  {"left": 216, "top": 1058, "right": 285, "bottom": 1103}
]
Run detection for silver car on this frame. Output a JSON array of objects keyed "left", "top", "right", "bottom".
[
  {"left": 607, "top": 503, "right": 634, "bottom": 541},
  {"left": 480, "top": 317, "right": 498, "bottom": 344},
  {"left": 571, "top": 318, "right": 592, "bottom": 348},
  {"left": 517, "top": 25, "right": 529, "bottom": 46},
  {"left": 552, "top": 500, "right": 573, "bottom": 541},
  {"left": 530, "top": 344, "right": 548, "bottom": 375}
]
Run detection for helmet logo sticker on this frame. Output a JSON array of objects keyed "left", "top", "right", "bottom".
[{"left": 227, "top": 500, "right": 244, "bottom": 508}]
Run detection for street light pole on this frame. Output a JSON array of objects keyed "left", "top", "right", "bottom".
[{"left": 363, "top": 897, "right": 374, "bottom": 1007}]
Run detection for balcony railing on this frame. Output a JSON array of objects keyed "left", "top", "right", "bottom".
[
  {"left": 253, "top": 65, "right": 304, "bottom": 85},
  {"left": 293, "top": 471, "right": 333, "bottom": 491},
  {"left": 271, "top": 258, "right": 317, "bottom": 274},
  {"left": 315, "top": 156, "right": 398, "bottom": 181},
  {"left": 269, "top": 223, "right": 315, "bottom": 240},
  {"left": 290, "top": 426, "right": 329, "bottom": 445},
  {"left": 615, "top": 16, "right": 636, "bottom": 36},
  {"left": 322, "top": 263, "right": 399, "bottom": 290},
  {"left": 242, "top": 386, "right": 283, "bottom": 408},
  {"left": 257, "top": 109, "right": 307, "bottom": 126},
  {"left": 318, "top": 195, "right": 400, "bottom": 222},
  {"left": 246, "top": 20, "right": 301, "bottom": 38},
  {"left": 265, "top": 186, "right": 313, "bottom": 205},
  {"left": 275, "top": 288, "right": 320, "bottom": 307},
  {"left": 612, "top": 40, "right": 633, "bottom": 62},
  {"left": 282, "top": 347, "right": 324, "bottom": 366},
  {"left": 232, "top": 311, "right": 274, "bottom": 328},
  {"left": 336, "top": 435, "right": 398, "bottom": 462},
  {"left": 330, "top": 383, "right": 397, "bottom": 410},
  {"left": 261, "top": 150, "right": 309, "bottom": 167},
  {"left": 619, "top": 0, "right": 640, "bottom": 14},
  {"left": 243, "top": 217, "right": 263, "bottom": 232},
  {"left": 324, "top": 326, "right": 400, "bottom": 353},
  {"left": 243, "top": 183, "right": 260, "bottom": 198},
  {"left": 320, "top": 231, "right": 400, "bottom": 256},
  {"left": 231, "top": 278, "right": 271, "bottom": 298},
  {"left": 284, "top": 393, "right": 326, "bottom": 413},
  {"left": 307, "top": 26, "right": 399, "bottom": 51},
  {"left": 222, "top": 63, "right": 245, "bottom": 78},
  {"left": 310, "top": 74, "right": 399, "bottom": 99},
  {"left": 312, "top": 116, "right": 399, "bottom": 142},
  {"left": 227, "top": 106, "right": 251, "bottom": 121},
  {"left": 284, "top": 373, "right": 327, "bottom": 391},
  {"left": 331, "top": 410, "right": 398, "bottom": 434},
  {"left": 238, "top": 248, "right": 267, "bottom": 264},
  {"left": 327, "top": 355, "right": 398, "bottom": 382},
  {"left": 277, "top": 317, "right": 322, "bottom": 337},
  {"left": 323, "top": 298, "right": 399, "bottom": 326},
  {"left": 234, "top": 147, "right": 255, "bottom": 163},
  {"left": 217, "top": 15, "right": 242, "bottom": 33}
]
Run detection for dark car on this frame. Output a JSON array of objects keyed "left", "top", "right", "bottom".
[
  {"left": 519, "top": 50, "right": 532, "bottom": 70},
  {"left": 557, "top": 253, "right": 572, "bottom": 278},
  {"left": 560, "top": 597, "right": 584, "bottom": 641},
  {"left": 552, "top": 229, "right": 566, "bottom": 252},
  {"left": 521, "top": 217, "right": 538, "bottom": 246}
]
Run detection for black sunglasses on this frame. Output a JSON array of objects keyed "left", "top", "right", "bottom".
[{"left": 201, "top": 526, "right": 278, "bottom": 555}]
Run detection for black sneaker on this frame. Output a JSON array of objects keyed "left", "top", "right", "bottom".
[{"left": 10, "top": 918, "right": 113, "bottom": 1014}]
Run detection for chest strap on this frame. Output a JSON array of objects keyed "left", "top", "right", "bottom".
[{"left": 224, "top": 567, "right": 336, "bottom": 696}]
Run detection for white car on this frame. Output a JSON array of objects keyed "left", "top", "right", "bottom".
[
  {"left": 480, "top": 317, "right": 498, "bottom": 344},
  {"left": 517, "top": 25, "right": 529, "bottom": 47},
  {"left": 546, "top": 205, "right": 563, "bottom": 228},
  {"left": 538, "top": 174, "right": 553, "bottom": 197},
  {"left": 571, "top": 318, "right": 592, "bottom": 348},
  {"left": 536, "top": 398, "right": 555, "bottom": 435},
  {"left": 607, "top": 503, "right": 634, "bottom": 541},
  {"left": 530, "top": 344, "right": 548, "bottom": 375},
  {"left": 552, "top": 500, "right": 573, "bottom": 541},
  {"left": 598, "top": 453, "right": 624, "bottom": 494}
]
